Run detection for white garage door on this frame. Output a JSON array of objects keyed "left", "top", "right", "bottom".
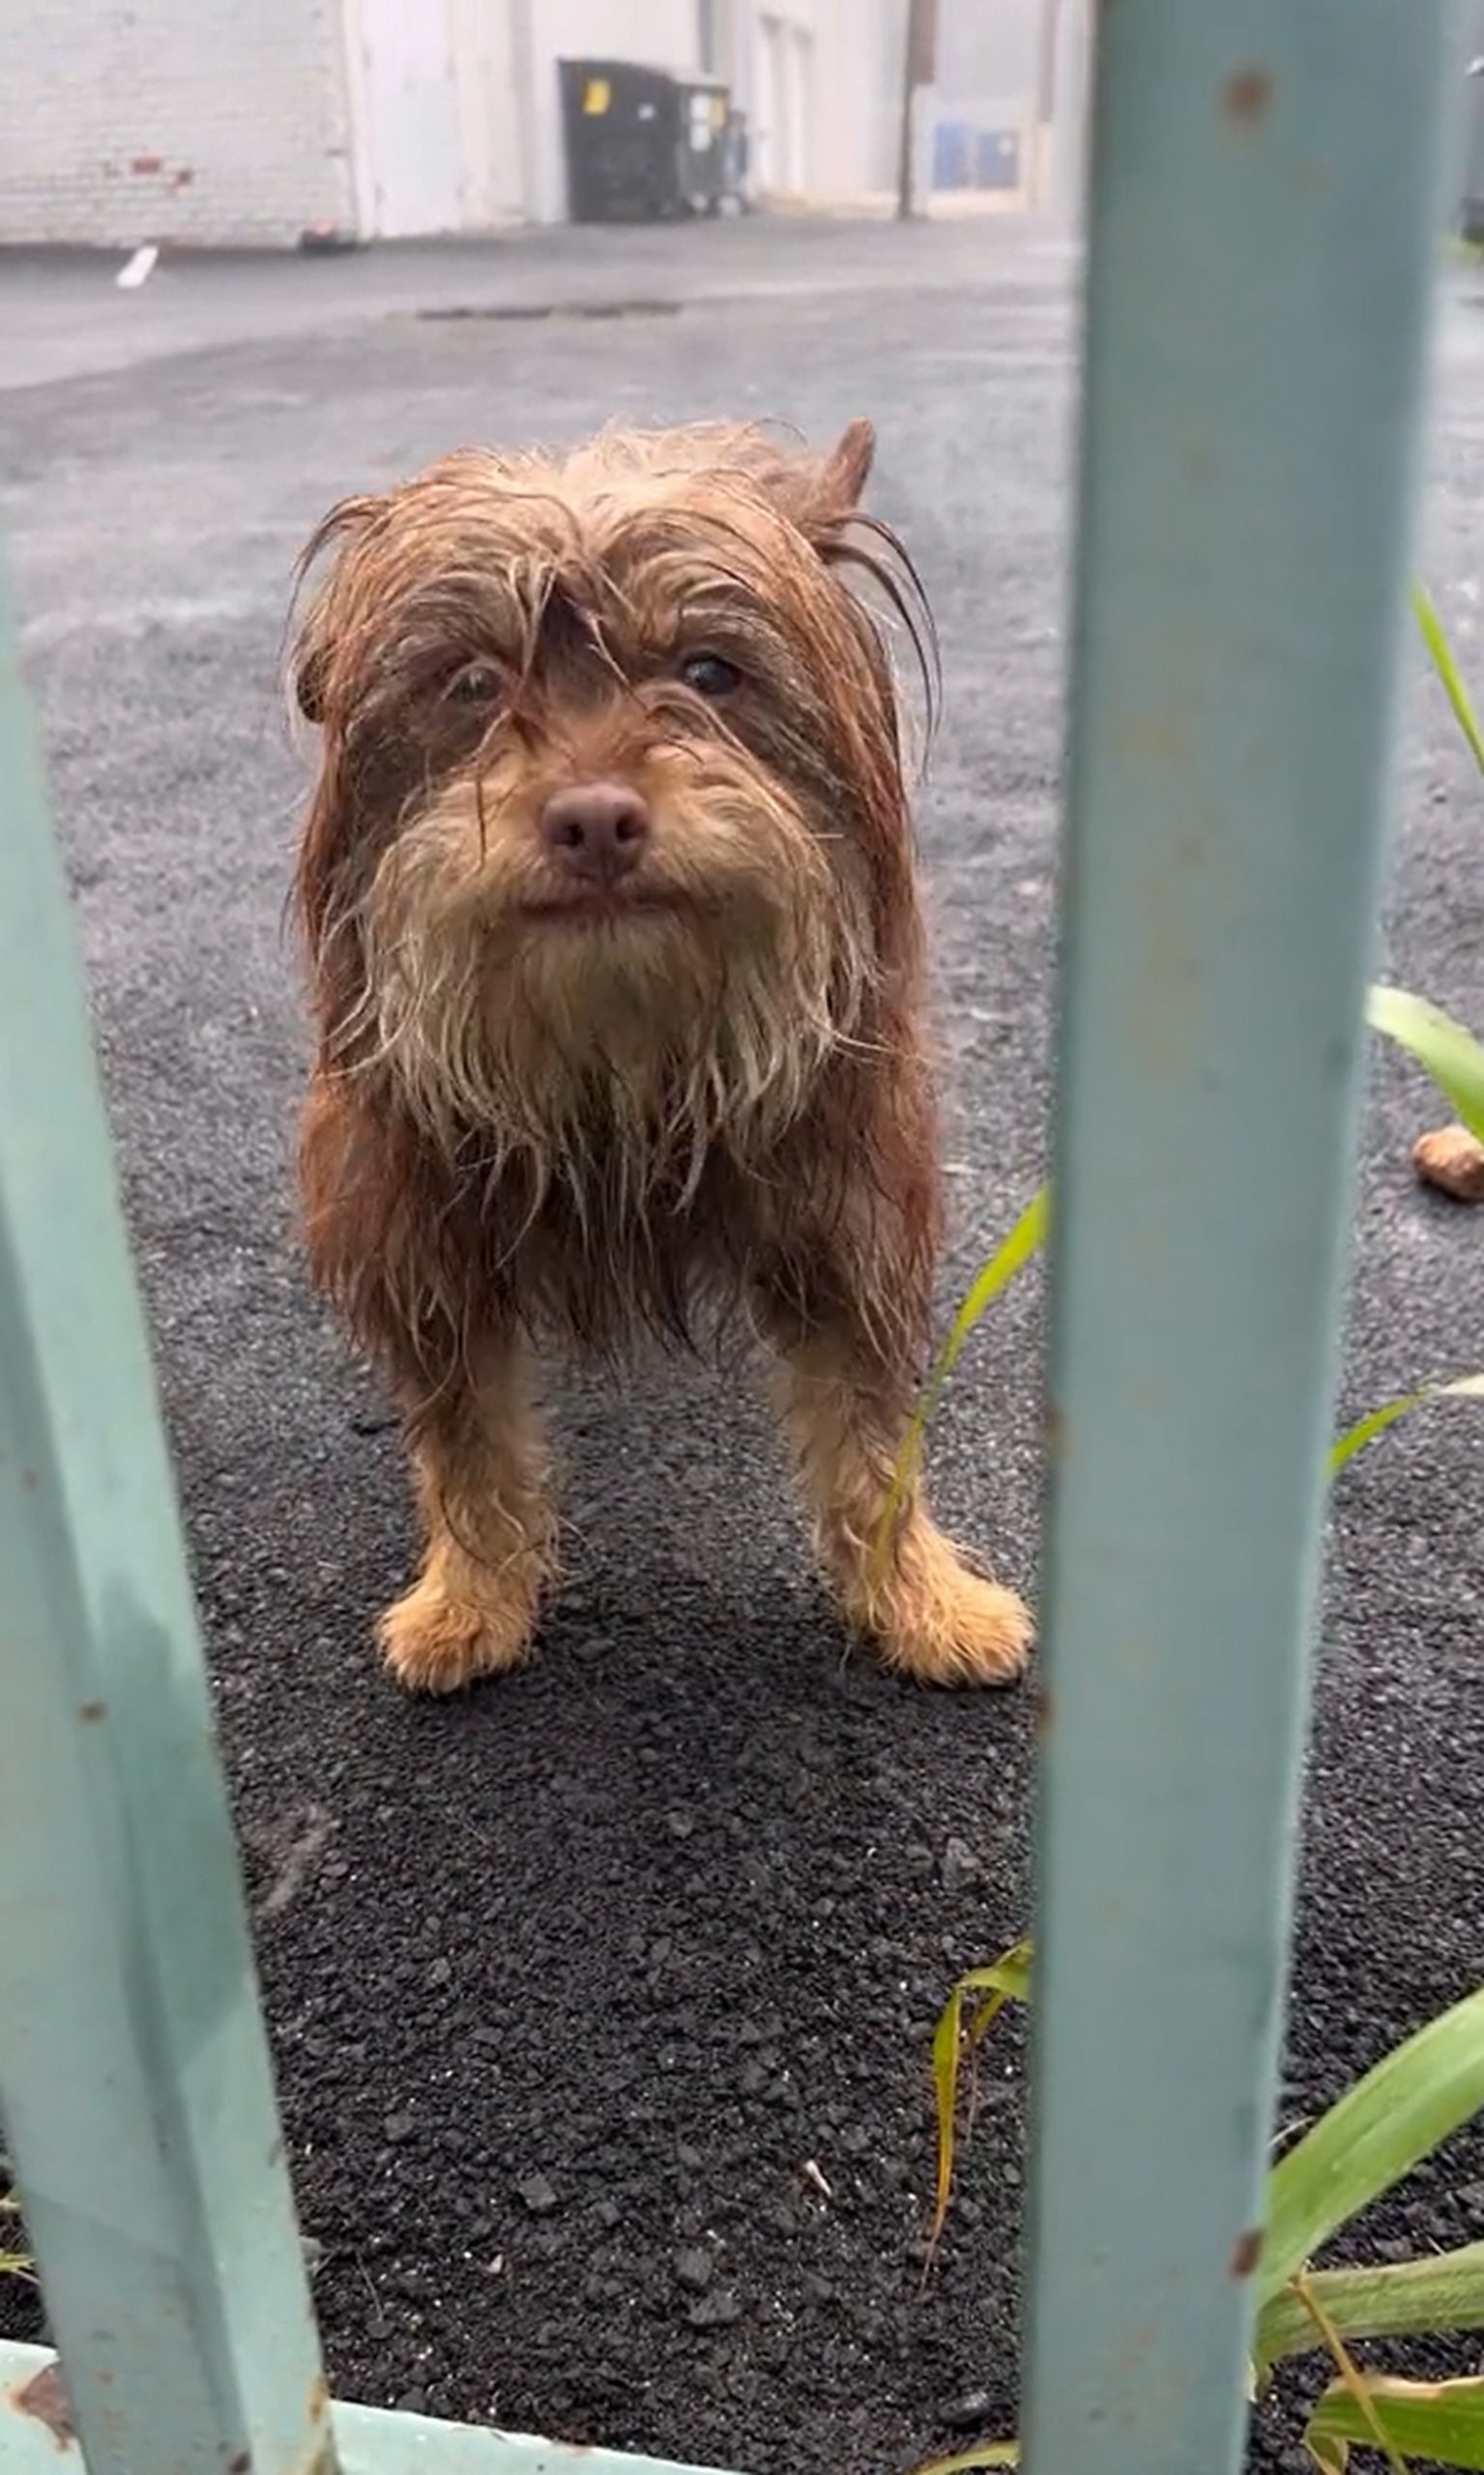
[{"left": 353, "top": 0, "right": 464, "bottom": 238}]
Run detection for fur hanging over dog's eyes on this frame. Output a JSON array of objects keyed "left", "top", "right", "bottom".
[{"left": 284, "top": 418, "right": 939, "bottom": 811}]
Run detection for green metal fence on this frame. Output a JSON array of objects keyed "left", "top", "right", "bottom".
[{"left": 0, "top": 4, "right": 1462, "bottom": 2471}]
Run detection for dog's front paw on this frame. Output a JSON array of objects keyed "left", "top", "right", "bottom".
[
  {"left": 861, "top": 1522, "right": 1033, "bottom": 1687},
  {"left": 377, "top": 1573, "right": 538, "bottom": 1695}
]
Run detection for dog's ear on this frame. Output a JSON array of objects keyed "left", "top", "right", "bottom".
[
  {"left": 781, "top": 420, "right": 876, "bottom": 544},
  {"left": 816, "top": 418, "right": 876, "bottom": 518},
  {"left": 288, "top": 493, "right": 385, "bottom": 725},
  {"left": 794, "top": 422, "right": 939, "bottom": 747},
  {"left": 748, "top": 420, "right": 876, "bottom": 548},
  {"left": 292, "top": 640, "right": 330, "bottom": 724}
]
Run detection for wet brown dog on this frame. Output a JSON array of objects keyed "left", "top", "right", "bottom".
[{"left": 290, "top": 420, "right": 1031, "bottom": 1693}]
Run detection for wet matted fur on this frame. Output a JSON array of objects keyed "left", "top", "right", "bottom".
[{"left": 290, "top": 418, "right": 1031, "bottom": 1691}]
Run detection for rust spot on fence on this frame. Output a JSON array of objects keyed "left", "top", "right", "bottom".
[
  {"left": 12, "top": 2364, "right": 76, "bottom": 2449},
  {"left": 226, "top": 2452, "right": 251, "bottom": 2473},
  {"left": 1044, "top": 1399, "right": 1065, "bottom": 1461},
  {"left": 1121, "top": 712, "right": 1187, "bottom": 768},
  {"left": 1033, "top": 1684, "right": 1055, "bottom": 1740},
  {"left": 1222, "top": 68, "right": 1272, "bottom": 127},
  {"left": 1229, "top": 2226, "right": 1263, "bottom": 2277},
  {"left": 297, "top": 2379, "right": 334, "bottom": 2475},
  {"left": 77, "top": 1700, "right": 107, "bottom": 1722},
  {"left": 130, "top": 154, "right": 164, "bottom": 175}
]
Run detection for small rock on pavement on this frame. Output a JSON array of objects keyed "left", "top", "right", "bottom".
[
  {"left": 942, "top": 1836, "right": 982, "bottom": 1891},
  {"left": 943, "top": 2389, "right": 995, "bottom": 2432},
  {"left": 1413, "top": 1122, "right": 1484, "bottom": 1202},
  {"left": 517, "top": 2171, "right": 559, "bottom": 2216},
  {"left": 675, "top": 2245, "right": 714, "bottom": 2291},
  {"left": 687, "top": 2287, "right": 742, "bottom": 2328}
]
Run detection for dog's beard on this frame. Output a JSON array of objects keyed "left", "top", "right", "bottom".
[{"left": 335, "top": 774, "right": 874, "bottom": 1214}]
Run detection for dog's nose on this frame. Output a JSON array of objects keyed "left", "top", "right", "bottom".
[{"left": 539, "top": 782, "right": 651, "bottom": 883}]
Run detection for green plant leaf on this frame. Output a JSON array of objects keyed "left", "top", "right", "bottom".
[
  {"left": 1368, "top": 987, "right": 1484, "bottom": 1148},
  {"left": 928, "top": 1944, "right": 1033, "bottom": 2258},
  {"left": 1294, "top": 2273, "right": 1413, "bottom": 2475},
  {"left": 1260, "top": 1986, "right": 1484, "bottom": 2303},
  {"left": 1255, "top": 2244, "right": 1484, "bottom": 2378},
  {"left": 927, "top": 1948, "right": 1484, "bottom": 2344},
  {"left": 959, "top": 1947, "right": 1033, "bottom": 2006},
  {"left": 1412, "top": 583, "right": 1484, "bottom": 778},
  {"left": 1304, "top": 2373, "right": 1484, "bottom": 2472},
  {"left": 912, "top": 2446, "right": 1021, "bottom": 2475},
  {"left": 877, "top": 1184, "right": 1048, "bottom": 1559},
  {"left": 1329, "top": 1376, "right": 1484, "bottom": 1480}
]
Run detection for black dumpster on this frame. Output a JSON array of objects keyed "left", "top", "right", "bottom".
[{"left": 559, "top": 59, "right": 739, "bottom": 222}]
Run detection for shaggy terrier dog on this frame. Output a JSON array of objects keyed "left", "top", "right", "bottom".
[{"left": 291, "top": 420, "right": 1031, "bottom": 1693}]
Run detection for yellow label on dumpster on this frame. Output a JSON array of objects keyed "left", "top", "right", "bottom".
[{"left": 583, "top": 78, "right": 611, "bottom": 115}]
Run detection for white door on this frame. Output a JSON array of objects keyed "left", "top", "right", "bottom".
[
  {"left": 784, "top": 26, "right": 813, "bottom": 191},
  {"left": 755, "top": 15, "right": 784, "bottom": 191},
  {"left": 449, "top": 0, "right": 525, "bottom": 227},
  {"left": 353, "top": 0, "right": 464, "bottom": 238}
]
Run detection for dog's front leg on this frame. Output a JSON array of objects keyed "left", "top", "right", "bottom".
[
  {"left": 764, "top": 1285, "right": 1032, "bottom": 1688},
  {"left": 379, "top": 1336, "right": 556, "bottom": 1695}
]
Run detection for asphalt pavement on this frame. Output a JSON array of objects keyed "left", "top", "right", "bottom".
[{"left": 1, "top": 218, "right": 1482, "bottom": 2475}]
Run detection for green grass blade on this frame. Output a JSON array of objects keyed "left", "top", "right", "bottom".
[
  {"left": 927, "top": 1943, "right": 1033, "bottom": 2258},
  {"left": 877, "top": 1185, "right": 1048, "bottom": 1559},
  {"left": 1260, "top": 1986, "right": 1484, "bottom": 2302},
  {"left": 1412, "top": 583, "right": 1484, "bottom": 777},
  {"left": 928, "top": 1982, "right": 969, "bottom": 2258},
  {"left": 1255, "top": 2245, "right": 1484, "bottom": 2376},
  {"left": 1304, "top": 2374, "right": 1484, "bottom": 2472},
  {"left": 1329, "top": 1376, "right": 1484, "bottom": 1480},
  {"left": 1368, "top": 986, "right": 1484, "bottom": 1147},
  {"left": 912, "top": 2446, "right": 1021, "bottom": 2474}
]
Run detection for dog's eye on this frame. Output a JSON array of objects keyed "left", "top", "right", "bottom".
[
  {"left": 678, "top": 652, "right": 742, "bottom": 699},
  {"left": 447, "top": 661, "right": 501, "bottom": 707}
]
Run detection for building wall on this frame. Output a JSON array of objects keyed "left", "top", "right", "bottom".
[
  {"left": 711, "top": 0, "right": 904, "bottom": 202},
  {"left": 0, "top": 0, "right": 355, "bottom": 248},
  {"left": 0, "top": 0, "right": 959, "bottom": 248},
  {"left": 813, "top": 0, "right": 907, "bottom": 199},
  {"left": 938, "top": 0, "right": 1041, "bottom": 107}
]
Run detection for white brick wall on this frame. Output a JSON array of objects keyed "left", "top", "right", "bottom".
[{"left": 0, "top": 0, "right": 357, "bottom": 249}]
